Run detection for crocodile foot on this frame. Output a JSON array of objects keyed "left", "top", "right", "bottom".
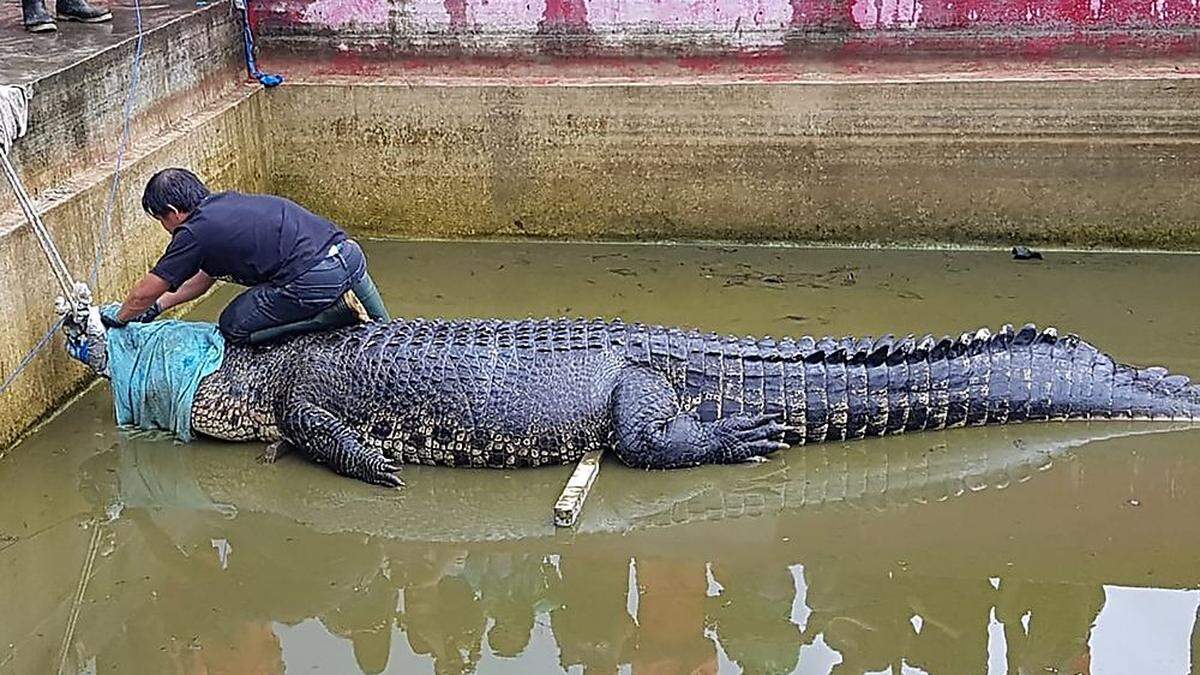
[{"left": 258, "top": 440, "right": 293, "bottom": 464}]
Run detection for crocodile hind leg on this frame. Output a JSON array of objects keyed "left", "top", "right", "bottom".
[
  {"left": 278, "top": 400, "right": 404, "bottom": 487},
  {"left": 610, "top": 366, "right": 794, "bottom": 469}
]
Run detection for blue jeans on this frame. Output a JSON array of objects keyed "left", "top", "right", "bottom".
[{"left": 218, "top": 239, "right": 376, "bottom": 343}]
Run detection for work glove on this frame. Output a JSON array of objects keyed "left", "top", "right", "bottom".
[
  {"left": 99, "top": 304, "right": 125, "bottom": 329},
  {"left": 130, "top": 301, "right": 163, "bottom": 324},
  {"left": 99, "top": 301, "right": 161, "bottom": 329}
]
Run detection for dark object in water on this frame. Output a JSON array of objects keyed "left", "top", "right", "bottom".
[{"left": 1012, "top": 246, "right": 1043, "bottom": 261}]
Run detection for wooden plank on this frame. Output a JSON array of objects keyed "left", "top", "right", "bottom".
[{"left": 553, "top": 450, "right": 603, "bottom": 528}]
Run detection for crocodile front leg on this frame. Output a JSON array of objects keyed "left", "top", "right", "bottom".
[
  {"left": 278, "top": 399, "right": 404, "bottom": 487},
  {"left": 610, "top": 366, "right": 794, "bottom": 469}
]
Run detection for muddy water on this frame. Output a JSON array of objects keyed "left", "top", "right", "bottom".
[{"left": 2, "top": 242, "right": 1199, "bottom": 674}]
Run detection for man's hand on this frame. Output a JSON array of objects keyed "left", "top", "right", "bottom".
[
  {"left": 99, "top": 304, "right": 126, "bottom": 329},
  {"left": 100, "top": 301, "right": 161, "bottom": 329},
  {"left": 128, "top": 301, "right": 162, "bottom": 324}
]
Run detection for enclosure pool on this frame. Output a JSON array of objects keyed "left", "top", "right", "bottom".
[{"left": 2, "top": 241, "right": 1198, "bottom": 674}]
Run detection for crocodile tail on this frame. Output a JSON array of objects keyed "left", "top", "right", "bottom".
[{"left": 1016, "top": 324, "right": 1198, "bottom": 422}]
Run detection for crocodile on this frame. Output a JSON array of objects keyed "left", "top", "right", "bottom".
[{"left": 62, "top": 312, "right": 1200, "bottom": 488}]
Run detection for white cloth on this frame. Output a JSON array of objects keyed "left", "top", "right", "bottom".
[{"left": 0, "top": 85, "right": 31, "bottom": 154}]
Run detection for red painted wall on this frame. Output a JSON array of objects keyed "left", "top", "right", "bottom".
[{"left": 250, "top": 0, "right": 1199, "bottom": 53}]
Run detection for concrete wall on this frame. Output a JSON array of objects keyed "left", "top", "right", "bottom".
[
  {"left": 0, "top": 1, "right": 246, "bottom": 216},
  {"left": 0, "top": 1, "right": 267, "bottom": 450},
  {"left": 268, "top": 77, "right": 1200, "bottom": 247},
  {"left": 250, "top": 0, "right": 1200, "bottom": 55},
  {"left": 0, "top": 92, "right": 270, "bottom": 450}
]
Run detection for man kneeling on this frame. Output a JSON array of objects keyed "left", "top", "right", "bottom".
[{"left": 104, "top": 168, "right": 388, "bottom": 342}]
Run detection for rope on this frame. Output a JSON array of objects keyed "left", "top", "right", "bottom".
[
  {"left": 1, "top": 151, "right": 77, "bottom": 299},
  {"left": 0, "top": 317, "right": 65, "bottom": 395},
  {"left": 89, "top": 0, "right": 145, "bottom": 288},
  {"left": 239, "top": 1, "right": 283, "bottom": 87},
  {"left": 55, "top": 520, "right": 104, "bottom": 675},
  {"left": 0, "top": 0, "right": 145, "bottom": 397}
]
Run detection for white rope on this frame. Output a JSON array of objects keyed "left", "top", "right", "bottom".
[
  {"left": 0, "top": 0, "right": 145, "bottom": 397},
  {"left": 55, "top": 520, "right": 103, "bottom": 675},
  {"left": 0, "top": 85, "right": 30, "bottom": 154}
]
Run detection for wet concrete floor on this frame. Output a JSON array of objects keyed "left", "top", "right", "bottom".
[{"left": 2, "top": 241, "right": 1199, "bottom": 674}]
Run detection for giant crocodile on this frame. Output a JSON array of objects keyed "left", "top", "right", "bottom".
[{"left": 62, "top": 312, "right": 1200, "bottom": 487}]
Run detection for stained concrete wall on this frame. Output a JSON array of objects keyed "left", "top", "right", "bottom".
[
  {"left": 0, "top": 1, "right": 267, "bottom": 450},
  {"left": 0, "top": 1, "right": 247, "bottom": 216},
  {"left": 250, "top": 0, "right": 1200, "bottom": 55},
  {"left": 0, "top": 92, "right": 270, "bottom": 450},
  {"left": 268, "top": 76, "right": 1200, "bottom": 247}
]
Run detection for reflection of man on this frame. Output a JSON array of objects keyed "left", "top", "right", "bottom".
[
  {"left": 400, "top": 548, "right": 486, "bottom": 675},
  {"left": 995, "top": 579, "right": 1103, "bottom": 675},
  {"left": 475, "top": 552, "right": 556, "bottom": 658},
  {"left": 708, "top": 561, "right": 801, "bottom": 674},
  {"left": 795, "top": 562, "right": 923, "bottom": 674},
  {"left": 631, "top": 556, "right": 717, "bottom": 675},
  {"left": 74, "top": 446, "right": 389, "bottom": 674},
  {"left": 550, "top": 548, "right": 636, "bottom": 672}
]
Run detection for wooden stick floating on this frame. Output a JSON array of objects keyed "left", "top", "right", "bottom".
[{"left": 554, "top": 450, "right": 603, "bottom": 528}]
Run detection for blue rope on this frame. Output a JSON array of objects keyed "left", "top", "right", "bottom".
[
  {"left": 240, "top": 2, "right": 283, "bottom": 87},
  {"left": 89, "top": 0, "right": 144, "bottom": 288}
]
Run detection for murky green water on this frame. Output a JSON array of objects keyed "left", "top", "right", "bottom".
[{"left": 2, "top": 242, "right": 1199, "bottom": 674}]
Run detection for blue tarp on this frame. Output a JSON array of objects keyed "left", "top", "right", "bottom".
[{"left": 105, "top": 314, "right": 226, "bottom": 441}]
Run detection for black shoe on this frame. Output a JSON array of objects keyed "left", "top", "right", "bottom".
[
  {"left": 56, "top": 0, "right": 112, "bottom": 22},
  {"left": 23, "top": 0, "right": 58, "bottom": 32}
]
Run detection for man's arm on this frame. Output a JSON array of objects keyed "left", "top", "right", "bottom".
[
  {"left": 115, "top": 272, "right": 171, "bottom": 323},
  {"left": 156, "top": 271, "right": 215, "bottom": 312}
]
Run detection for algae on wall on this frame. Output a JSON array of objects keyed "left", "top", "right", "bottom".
[
  {"left": 268, "top": 79, "right": 1200, "bottom": 249},
  {"left": 0, "top": 92, "right": 270, "bottom": 451}
]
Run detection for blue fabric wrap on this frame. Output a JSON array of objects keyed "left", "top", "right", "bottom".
[{"left": 105, "top": 316, "right": 226, "bottom": 441}]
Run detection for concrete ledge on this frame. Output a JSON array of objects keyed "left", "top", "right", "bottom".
[
  {"left": 0, "top": 0, "right": 244, "bottom": 213},
  {"left": 0, "top": 88, "right": 268, "bottom": 449},
  {"left": 0, "top": 0, "right": 253, "bottom": 447},
  {"left": 268, "top": 74, "right": 1200, "bottom": 247}
]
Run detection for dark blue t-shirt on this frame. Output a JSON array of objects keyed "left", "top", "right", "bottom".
[{"left": 150, "top": 191, "right": 346, "bottom": 290}]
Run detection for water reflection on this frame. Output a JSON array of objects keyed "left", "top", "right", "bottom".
[
  {"left": 0, "top": 420, "right": 1185, "bottom": 674},
  {"left": 4, "top": 244, "right": 1200, "bottom": 673}
]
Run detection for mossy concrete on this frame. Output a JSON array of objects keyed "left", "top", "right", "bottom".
[
  {"left": 268, "top": 76, "right": 1200, "bottom": 248},
  {"left": 0, "top": 91, "right": 270, "bottom": 450}
]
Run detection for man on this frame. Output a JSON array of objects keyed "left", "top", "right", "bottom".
[
  {"left": 105, "top": 167, "right": 388, "bottom": 343},
  {"left": 23, "top": 0, "right": 111, "bottom": 33}
]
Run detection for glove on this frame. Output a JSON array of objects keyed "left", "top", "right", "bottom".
[
  {"left": 99, "top": 301, "right": 161, "bottom": 329},
  {"left": 129, "top": 301, "right": 162, "bottom": 324},
  {"left": 99, "top": 304, "right": 126, "bottom": 329}
]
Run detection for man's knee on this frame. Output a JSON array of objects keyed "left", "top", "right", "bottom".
[
  {"left": 218, "top": 290, "right": 270, "bottom": 344},
  {"left": 217, "top": 308, "right": 255, "bottom": 344}
]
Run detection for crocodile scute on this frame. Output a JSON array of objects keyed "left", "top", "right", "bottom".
[{"left": 185, "top": 317, "right": 1200, "bottom": 486}]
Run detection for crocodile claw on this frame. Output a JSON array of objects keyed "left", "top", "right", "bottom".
[
  {"left": 360, "top": 454, "right": 405, "bottom": 488},
  {"left": 716, "top": 413, "right": 795, "bottom": 462}
]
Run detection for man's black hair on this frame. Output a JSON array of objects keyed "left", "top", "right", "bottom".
[{"left": 141, "top": 168, "right": 211, "bottom": 217}]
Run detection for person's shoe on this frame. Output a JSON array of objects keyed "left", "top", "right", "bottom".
[
  {"left": 56, "top": 0, "right": 112, "bottom": 23},
  {"left": 23, "top": 0, "right": 58, "bottom": 32}
]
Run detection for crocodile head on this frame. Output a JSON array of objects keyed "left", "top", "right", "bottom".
[{"left": 59, "top": 304, "right": 110, "bottom": 377}]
